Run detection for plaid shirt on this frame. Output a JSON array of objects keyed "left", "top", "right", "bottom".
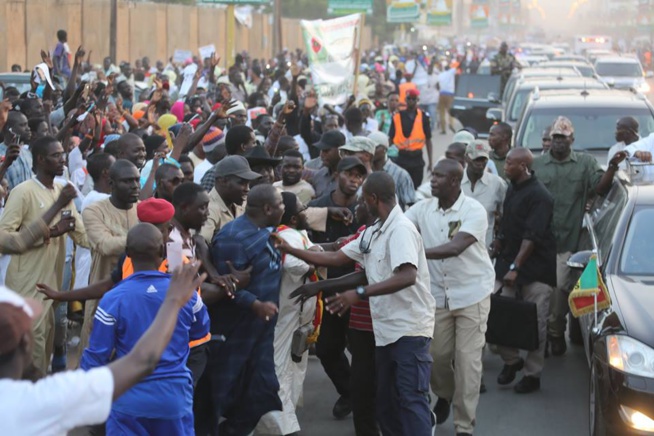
[
  {"left": 0, "top": 143, "right": 33, "bottom": 189},
  {"left": 384, "top": 159, "right": 416, "bottom": 209}
]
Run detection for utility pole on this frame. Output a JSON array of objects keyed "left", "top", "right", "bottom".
[
  {"left": 110, "top": 0, "right": 117, "bottom": 63},
  {"left": 273, "top": 0, "right": 282, "bottom": 57},
  {"left": 227, "top": 4, "right": 236, "bottom": 67}
]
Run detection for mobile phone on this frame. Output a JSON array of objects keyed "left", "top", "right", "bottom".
[
  {"left": 166, "top": 241, "right": 183, "bottom": 272},
  {"left": 61, "top": 210, "right": 72, "bottom": 218}
]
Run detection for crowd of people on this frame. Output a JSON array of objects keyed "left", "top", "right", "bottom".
[{"left": 0, "top": 29, "right": 646, "bottom": 436}]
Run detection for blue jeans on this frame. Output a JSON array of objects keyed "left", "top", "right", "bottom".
[{"left": 375, "top": 336, "right": 433, "bottom": 436}]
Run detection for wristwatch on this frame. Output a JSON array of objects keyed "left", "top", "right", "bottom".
[
  {"left": 355, "top": 286, "right": 367, "bottom": 300},
  {"left": 509, "top": 263, "right": 519, "bottom": 272}
]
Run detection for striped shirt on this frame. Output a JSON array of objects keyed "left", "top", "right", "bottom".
[
  {"left": 0, "top": 143, "right": 33, "bottom": 189},
  {"left": 339, "top": 226, "right": 373, "bottom": 333},
  {"left": 383, "top": 159, "right": 416, "bottom": 209}
]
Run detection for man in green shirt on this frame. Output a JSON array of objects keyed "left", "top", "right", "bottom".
[
  {"left": 532, "top": 116, "right": 626, "bottom": 356},
  {"left": 489, "top": 122, "right": 512, "bottom": 180}
]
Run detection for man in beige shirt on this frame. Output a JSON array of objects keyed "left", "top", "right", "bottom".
[
  {"left": 81, "top": 159, "right": 140, "bottom": 349},
  {"left": 200, "top": 156, "right": 261, "bottom": 243},
  {"left": 272, "top": 150, "right": 315, "bottom": 205},
  {"left": 0, "top": 137, "right": 88, "bottom": 372}
]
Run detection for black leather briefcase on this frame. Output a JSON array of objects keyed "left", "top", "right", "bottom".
[{"left": 486, "top": 286, "right": 539, "bottom": 351}]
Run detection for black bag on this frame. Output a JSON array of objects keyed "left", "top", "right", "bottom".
[{"left": 486, "top": 286, "right": 539, "bottom": 351}]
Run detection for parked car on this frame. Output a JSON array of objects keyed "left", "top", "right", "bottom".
[
  {"left": 502, "top": 67, "right": 581, "bottom": 103},
  {"left": 595, "top": 56, "right": 650, "bottom": 94},
  {"left": 0, "top": 72, "right": 32, "bottom": 99},
  {"left": 567, "top": 172, "right": 654, "bottom": 435},
  {"left": 553, "top": 54, "right": 591, "bottom": 64},
  {"left": 514, "top": 89, "right": 654, "bottom": 162},
  {"left": 493, "top": 76, "right": 607, "bottom": 129},
  {"left": 450, "top": 74, "right": 501, "bottom": 138},
  {"left": 539, "top": 60, "right": 598, "bottom": 78}
]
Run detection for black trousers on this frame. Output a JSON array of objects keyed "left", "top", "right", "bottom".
[
  {"left": 316, "top": 309, "right": 351, "bottom": 398},
  {"left": 349, "top": 328, "right": 379, "bottom": 436},
  {"left": 395, "top": 150, "right": 425, "bottom": 189}
]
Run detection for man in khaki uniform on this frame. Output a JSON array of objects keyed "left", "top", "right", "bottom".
[
  {"left": 80, "top": 160, "right": 141, "bottom": 350},
  {"left": 0, "top": 137, "right": 88, "bottom": 372}
]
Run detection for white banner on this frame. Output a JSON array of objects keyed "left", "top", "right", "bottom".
[{"left": 301, "top": 13, "right": 362, "bottom": 106}]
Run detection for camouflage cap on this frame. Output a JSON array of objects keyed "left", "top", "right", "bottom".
[
  {"left": 550, "top": 116, "right": 574, "bottom": 137},
  {"left": 466, "top": 140, "right": 491, "bottom": 160}
]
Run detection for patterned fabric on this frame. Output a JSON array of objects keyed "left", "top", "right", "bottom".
[
  {"left": 0, "top": 143, "right": 33, "bottom": 189},
  {"left": 383, "top": 159, "right": 416, "bottom": 209}
]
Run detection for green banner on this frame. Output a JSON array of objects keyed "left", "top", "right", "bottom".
[
  {"left": 427, "top": 0, "right": 452, "bottom": 26},
  {"left": 387, "top": 1, "right": 420, "bottom": 23},
  {"left": 328, "top": 0, "right": 373, "bottom": 15}
]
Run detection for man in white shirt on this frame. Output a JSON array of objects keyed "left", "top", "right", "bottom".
[
  {"left": 0, "top": 262, "right": 205, "bottom": 436},
  {"left": 405, "top": 159, "right": 494, "bottom": 436},
  {"left": 437, "top": 63, "right": 457, "bottom": 134},
  {"left": 461, "top": 141, "right": 507, "bottom": 247},
  {"left": 607, "top": 117, "right": 639, "bottom": 170},
  {"left": 194, "top": 129, "right": 226, "bottom": 184},
  {"left": 622, "top": 130, "right": 654, "bottom": 181},
  {"left": 419, "top": 61, "right": 440, "bottom": 133},
  {"left": 280, "top": 172, "right": 436, "bottom": 436}
]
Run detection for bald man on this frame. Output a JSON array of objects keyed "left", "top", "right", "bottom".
[
  {"left": 81, "top": 223, "right": 210, "bottom": 435},
  {"left": 490, "top": 148, "right": 556, "bottom": 394},
  {"left": 608, "top": 116, "right": 639, "bottom": 169},
  {"left": 405, "top": 158, "right": 494, "bottom": 435},
  {"left": 115, "top": 133, "right": 147, "bottom": 169}
]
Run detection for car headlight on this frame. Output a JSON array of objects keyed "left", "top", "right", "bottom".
[
  {"left": 619, "top": 406, "right": 654, "bottom": 432},
  {"left": 607, "top": 335, "right": 654, "bottom": 378},
  {"left": 637, "top": 81, "right": 651, "bottom": 93}
]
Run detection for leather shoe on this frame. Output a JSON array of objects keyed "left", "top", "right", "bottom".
[
  {"left": 497, "top": 358, "right": 524, "bottom": 385},
  {"left": 332, "top": 395, "right": 352, "bottom": 419},
  {"left": 549, "top": 335, "right": 567, "bottom": 356},
  {"left": 514, "top": 375, "right": 541, "bottom": 394},
  {"left": 433, "top": 397, "right": 451, "bottom": 424}
]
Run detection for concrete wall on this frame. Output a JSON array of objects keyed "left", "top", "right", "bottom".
[{"left": 0, "top": 0, "right": 374, "bottom": 72}]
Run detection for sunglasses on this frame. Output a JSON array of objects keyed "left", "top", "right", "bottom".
[{"left": 358, "top": 220, "right": 381, "bottom": 254}]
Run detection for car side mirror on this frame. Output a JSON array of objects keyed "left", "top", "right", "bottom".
[
  {"left": 486, "top": 107, "right": 503, "bottom": 121},
  {"left": 567, "top": 250, "right": 594, "bottom": 270},
  {"left": 487, "top": 92, "right": 500, "bottom": 103}
]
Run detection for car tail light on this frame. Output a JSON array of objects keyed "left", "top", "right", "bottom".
[{"left": 619, "top": 405, "right": 654, "bottom": 432}]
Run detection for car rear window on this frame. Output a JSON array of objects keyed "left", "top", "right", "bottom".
[
  {"left": 455, "top": 75, "right": 501, "bottom": 99},
  {"left": 596, "top": 62, "right": 643, "bottom": 77},
  {"left": 518, "top": 106, "right": 654, "bottom": 151}
]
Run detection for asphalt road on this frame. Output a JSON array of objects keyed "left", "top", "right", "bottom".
[
  {"left": 296, "top": 131, "right": 591, "bottom": 436},
  {"left": 297, "top": 339, "right": 589, "bottom": 436}
]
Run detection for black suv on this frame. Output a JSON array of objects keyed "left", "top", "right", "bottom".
[
  {"left": 568, "top": 172, "right": 654, "bottom": 435},
  {"left": 514, "top": 89, "right": 654, "bottom": 162}
]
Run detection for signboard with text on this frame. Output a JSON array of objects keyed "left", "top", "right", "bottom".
[
  {"left": 470, "top": 3, "right": 489, "bottom": 28},
  {"left": 328, "top": 0, "right": 373, "bottom": 16},
  {"left": 386, "top": 0, "right": 421, "bottom": 23}
]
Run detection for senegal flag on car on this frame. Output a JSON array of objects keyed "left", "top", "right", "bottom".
[{"left": 568, "top": 254, "right": 611, "bottom": 318}]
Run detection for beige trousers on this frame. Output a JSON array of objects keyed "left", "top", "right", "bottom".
[
  {"left": 496, "top": 281, "right": 553, "bottom": 377},
  {"left": 32, "top": 305, "right": 55, "bottom": 373},
  {"left": 547, "top": 252, "right": 580, "bottom": 337},
  {"left": 430, "top": 295, "right": 490, "bottom": 434}
]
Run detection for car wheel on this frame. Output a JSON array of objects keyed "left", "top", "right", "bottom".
[
  {"left": 570, "top": 314, "right": 584, "bottom": 346},
  {"left": 589, "top": 365, "right": 608, "bottom": 436}
]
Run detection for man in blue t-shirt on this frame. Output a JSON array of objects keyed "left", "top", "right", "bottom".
[{"left": 81, "top": 223, "right": 210, "bottom": 435}]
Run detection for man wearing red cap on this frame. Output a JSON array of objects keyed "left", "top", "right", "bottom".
[
  {"left": 389, "top": 88, "right": 433, "bottom": 189},
  {"left": 0, "top": 262, "right": 206, "bottom": 436}
]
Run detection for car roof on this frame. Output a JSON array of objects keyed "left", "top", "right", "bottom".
[
  {"left": 632, "top": 184, "right": 654, "bottom": 205},
  {"left": 515, "top": 77, "right": 605, "bottom": 89},
  {"left": 0, "top": 72, "right": 31, "bottom": 80},
  {"left": 594, "top": 56, "right": 641, "bottom": 64},
  {"left": 517, "top": 67, "right": 580, "bottom": 77},
  {"left": 528, "top": 89, "right": 649, "bottom": 108},
  {"left": 540, "top": 61, "right": 592, "bottom": 68}
]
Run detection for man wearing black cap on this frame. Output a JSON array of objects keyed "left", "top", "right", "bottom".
[
  {"left": 389, "top": 89, "right": 433, "bottom": 189},
  {"left": 310, "top": 130, "right": 346, "bottom": 198},
  {"left": 245, "top": 145, "right": 282, "bottom": 187},
  {"left": 199, "top": 156, "right": 261, "bottom": 242},
  {"left": 307, "top": 156, "right": 367, "bottom": 419}
]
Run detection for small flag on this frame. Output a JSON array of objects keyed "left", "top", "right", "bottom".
[{"left": 568, "top": 254, "right": 610, "bottom": 318}]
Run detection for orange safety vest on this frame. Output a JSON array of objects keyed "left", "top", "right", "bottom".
[
  {"left": 392, "top": 110, "right": 426, "bottom": 152},
  {"left": 121, "top": 256, "right": 211, "bottom": 348},
  {"left": 398, "top": 82, "right": 418, "bottom": 106}
]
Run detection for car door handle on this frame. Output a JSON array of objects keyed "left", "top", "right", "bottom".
[{"left": 453, "top": 105, "right": 466, "bottom": 110}]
